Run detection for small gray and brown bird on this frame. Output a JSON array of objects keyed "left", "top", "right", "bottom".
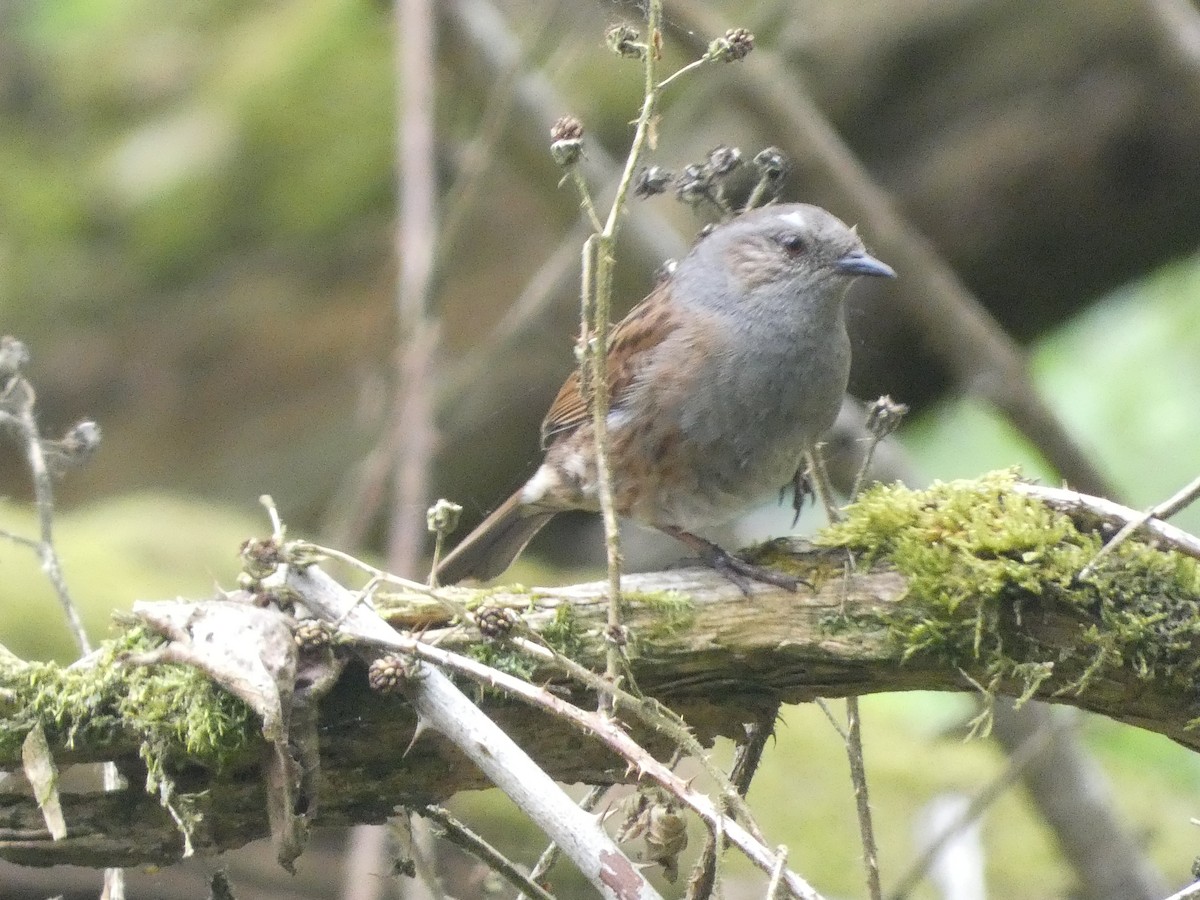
[{"left": 437, "top": 203, "right": 894, "bottom": 589}]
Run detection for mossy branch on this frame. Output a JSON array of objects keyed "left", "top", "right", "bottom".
[{"left": 2, "top": 472, "right": 1200, "bottom": 868}]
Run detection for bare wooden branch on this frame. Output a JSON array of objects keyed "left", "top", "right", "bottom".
[
  {"left": 0, "top": 559, "right": 1192, "bottom": 867},
  {"left": 289, "top": 564, "right": 661, "bottom": 900},
  {"left": 2, "top": 477, "right": 1199, "bottom": 871},
  {"left": 1015, "top": 482, "right": 1200, "bottom": 562}
]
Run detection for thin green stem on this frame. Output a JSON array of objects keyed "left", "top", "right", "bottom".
[
  {"left": 805, "top": 446, "right": 842, "bottom": 524},
  {"left": 586, "top": 0, "right": 668, "bottom": 710},
  {"left": 428, "top": 529, "right": 446, "bottom": 588},
  {"left": 849, "top": 436, "right": 884, "bottom": 504},
  {"left": 600, "top": 1, "right": 663, "bottom": 239},
  {"left": 588, "top": 241, "right": 623, "bottom": 709},
  {"left": 656, "top": 56, "right": 709, "bottom": 91},
  {"left": 571, "top": 169, "right": 605, "bottom": 233}
]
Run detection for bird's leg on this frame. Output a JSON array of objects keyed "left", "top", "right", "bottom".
[
  {"left": 657, "top": 525, "right": 801, "bottom": 595},
  {"left": 779, "top": 466, "right": 815, "bottom": 527}
]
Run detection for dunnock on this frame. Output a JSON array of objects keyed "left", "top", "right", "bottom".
[{"left": 437, "top": 203, "right": 895, "bottom": 589}]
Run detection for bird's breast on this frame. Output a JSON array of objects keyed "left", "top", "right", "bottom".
[{"left": 609, "top": 314, "right": 851, "bottom": 530}]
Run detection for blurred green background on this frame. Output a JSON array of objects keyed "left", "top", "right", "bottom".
[{"left": 3, "top": 0, "right": 1200, "bottom": 897}]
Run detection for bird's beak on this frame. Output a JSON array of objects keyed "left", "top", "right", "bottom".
[{"left": 835, "top": 250, "right": 896, "bottom": 278}]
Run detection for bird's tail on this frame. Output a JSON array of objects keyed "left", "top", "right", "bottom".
[{"left": 436, "top": 490, "right": 556, "bottom": 585}]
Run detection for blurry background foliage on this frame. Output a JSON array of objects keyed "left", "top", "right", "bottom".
[{"left": 2, "top": 0, "right": 1200, "bottom": 897}]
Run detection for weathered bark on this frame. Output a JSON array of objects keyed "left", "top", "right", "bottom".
[{"left": 1, "top": 532, "right": 1197, "bottom": 868}]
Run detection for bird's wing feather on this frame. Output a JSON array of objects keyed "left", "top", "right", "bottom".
[{"left": 540, "top": 281, "right": 679, "bottom": 447}]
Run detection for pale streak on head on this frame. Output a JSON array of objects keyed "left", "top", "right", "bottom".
[{"left": 779, "top": 211, "right": 808, "bottom": 229}]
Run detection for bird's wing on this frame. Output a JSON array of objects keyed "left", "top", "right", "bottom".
[{"left": 540, "top": 281, "right": 678, "bottom": 447}]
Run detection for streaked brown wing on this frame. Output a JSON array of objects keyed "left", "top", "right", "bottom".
[{"left": 540, "top": 282, "right": 678, "bottom": 447}]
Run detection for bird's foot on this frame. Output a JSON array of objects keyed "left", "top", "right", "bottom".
[
  {"left": 659, "top": 526, "right": 804, "bottom": 596},
  {"left": 711, "top": 550, "right": 802, "bottom": 595},
  {"left": 780, "top": 467, "right": 815, "bottom": 527}
]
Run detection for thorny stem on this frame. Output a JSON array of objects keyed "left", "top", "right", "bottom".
[
  {"left": 417, "top": 805, "right": 556, "bottom": 900},
  {"left": 510, "top": 634, "right": 765, "bottom": 842},
  {"left": 684, "top": 711, "right": 779, "bottom": 900},
  {"left": 320, "top": 619, "right": 824, "bottom": 898},
  {"left": 516, "top": 785, "right": 608, "bottom": 900},
  {"left": 845, "top": 697, "right": 882, "bottom": 900}
]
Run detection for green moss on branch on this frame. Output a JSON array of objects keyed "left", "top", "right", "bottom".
[
  {"left": 0, "top": 627, "right": 255, "bottom": 768},
  {"left": 819, "top": 471, "right": 1200, "bottom": 709}
]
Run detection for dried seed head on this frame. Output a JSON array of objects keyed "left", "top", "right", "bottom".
[
  {"left": 633, "top": 165, "right": 673, "bottom": 198},
  {"left": 368, "top": 653, "right": 422, "bottom": 693},
  {"left": 58, "top": 420, "right": 102, "bottom": 466},
  {"left": 674, "top": 163, "right": 713, "bottom": 206},
  {"left": 243, "top": 585, "right": 296, "bottom": 610},
  {"left": 605, "top": 23, "right": 644, "bottom": 59},
  {"left": 753, "top": 146, "right": 790, "bottom": 180},
  {"left": 617, "top": 788, "right": 688, "bottom": 883},
  {"left": 550, "top": 115, "right": 583, "bottom": 143},
  {"left": 706, "top": 145, "right": 742, "bottom": 177},
  {"left": 426, "top": 498, "right": 463, "bottom": 536},
  {"left": 865, "top": 395, "right": 909, "bottom": 440},
  {"left": 724, "top": 28, "right": 755, "bottom": 60},
  {"left": 240, "top": 537, "right": 285, "bottom": 580},
  {"left": 708, "top": 27, "right": 754, "bottom": 63},
  {"left": 550, "top": 116, "right": 585, "bottom": 167},
  {"left": 549, "top": 139, "right": 582, "bottom": 167},
  {"left": 643, "top": 803, "right": 688, "bottom": 882},
  {"left": 474, "top": 605, "right": 519, "bottom": 640},
  {"left": 294, "top": 618, "right": 334, "bottom": 652}
]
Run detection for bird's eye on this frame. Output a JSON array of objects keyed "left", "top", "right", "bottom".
[{"left": 777, "top": 233, "right": 806, "bottom": 256}]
